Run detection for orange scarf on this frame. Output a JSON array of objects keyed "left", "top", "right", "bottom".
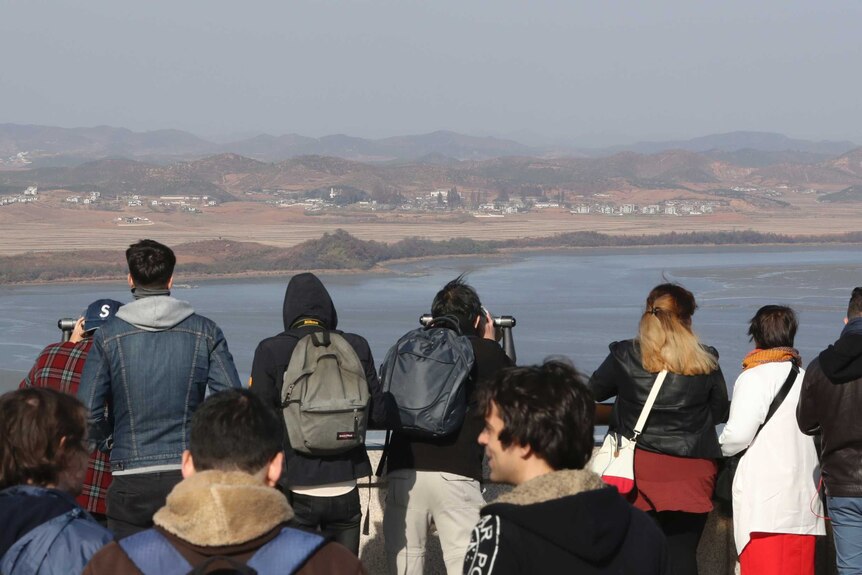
[{"left": 742, "top": 347, "right": 800, "bottom": 370}]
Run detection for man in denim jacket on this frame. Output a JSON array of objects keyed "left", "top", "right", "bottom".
[{"left": 78, "top": 239, "right": 242, "bottom": 539}]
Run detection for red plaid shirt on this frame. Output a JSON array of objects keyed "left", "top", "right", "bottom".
[{"left": 20, "top": 338, "right": 112, "bottom": 515}]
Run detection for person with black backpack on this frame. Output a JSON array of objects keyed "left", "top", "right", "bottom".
[
  {"left": 381, "top": 276, "right": 513, "bottom": 575},
  {"left": 248, "top": 273, "right": 384, "bottom": 556}
]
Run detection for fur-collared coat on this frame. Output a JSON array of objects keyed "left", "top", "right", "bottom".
[
  {"left": 83, "top": 470, "right": 366, "bottom": 574},
  {"left": 463, "top": 469, "right": 669, "bottom": 575}
]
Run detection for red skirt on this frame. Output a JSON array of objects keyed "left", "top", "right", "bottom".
[
  {"left": 739, "top": 533, "right": 815, "bottom": 575},
  {"left": 632, "top": 449, "right": 716, "bottom": 514}
]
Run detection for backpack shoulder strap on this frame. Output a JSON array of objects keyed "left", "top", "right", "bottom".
[
  {"left": 247, "top": 527, "right": 328, "bottom": 574},
  {"left": 311, "top": 330, "right": 331, "bottom": 347},
  {"left": 118, "top": 529, "right": 192, "bottom": 575},
  {"left": 281, "top": 334, "right": 315, "bottom": 406},
  {"left": 760, "top": 362, "right": 800, "bottom": 431}
]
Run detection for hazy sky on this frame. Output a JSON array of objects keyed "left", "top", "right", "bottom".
[{"left": 2, "top": 1, "right": 859, "bottom": 145}]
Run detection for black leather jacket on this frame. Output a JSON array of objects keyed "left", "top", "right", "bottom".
[
  {"left": 797, "top": 327, "right": 862, "bottom": 497},
  {"left": 588, "top": 340, "right": 729, "bottom": 459}
]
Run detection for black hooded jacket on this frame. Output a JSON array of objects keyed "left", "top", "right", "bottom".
[
  {"left": 250, "top": 273, "right": 384, "bottom": 487},
  {"left": 798, "top": 319, "right": 862, "bottom": 496},
  {"left": 463, "top": 470, "right": 669, "bottom": 575}
]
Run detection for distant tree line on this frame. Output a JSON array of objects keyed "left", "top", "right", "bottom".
[{"left": 3, "top": 228, "right": 862, "bottom": 284}]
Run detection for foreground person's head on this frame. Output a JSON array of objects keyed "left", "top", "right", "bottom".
[
  {"left": 476, "top": 361, "right": 594, "bottom": 485},
  {"left": 181, "top": 389, "right": 284, "bottom": 486},
  {"left": 0, "top": 388, "right": 89, "bottom": 494}
]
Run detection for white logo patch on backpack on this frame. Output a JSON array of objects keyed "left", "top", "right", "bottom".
[{"left": 281, "top": 331, "right": 370, "bottom": 455}]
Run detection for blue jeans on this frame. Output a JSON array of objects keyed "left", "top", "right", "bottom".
[
  {"left": 289, "top": 488, "right": 361, "bottom": 555},
  {"left": 828, "top": 496, "right": 862, "bottom": 574}
]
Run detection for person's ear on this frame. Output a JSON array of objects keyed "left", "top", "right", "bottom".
[
  {"left": 127, "top": 273, "right": 135, "bottom": 289},
  {"left": 167, "top": 276, "right": 174, "bottom": 290},
  {"left": 265, "top": 452, "right": 284, "bottom": 487},
  {"left": 181, "top": 450, "right": 196, "bottom": 479},
  {"left": 845, "top": 317, "right": 850, "bottom": 325}
]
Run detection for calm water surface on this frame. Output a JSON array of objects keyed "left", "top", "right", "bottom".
[{"left": 1, "top": 245, "right": 859, "bottom": 394}]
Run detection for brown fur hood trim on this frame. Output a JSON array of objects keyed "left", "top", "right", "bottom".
[
  {"left": 493, "top": 469, "right": 607, "bottom": 506},
  {"left": 153, "top": 470, "right": 293, "bottom": 547}
]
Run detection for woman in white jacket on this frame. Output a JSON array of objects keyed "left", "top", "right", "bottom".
[{"left": 719, "top": 305, "right": 824, "bottom": 575}]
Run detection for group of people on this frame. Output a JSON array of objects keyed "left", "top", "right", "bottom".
[{"left": 0, "top": 237, "right": 860, "bottom": 575}]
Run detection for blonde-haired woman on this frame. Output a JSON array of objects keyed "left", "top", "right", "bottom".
[{"left": 589, "top": 283, "right": 729, "bottom": 575}]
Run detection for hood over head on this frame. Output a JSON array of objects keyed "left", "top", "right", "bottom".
[
  {"left": 819, "top": 322, "right": 862, "bottom": 384},
  {"left": 115, "top": 296, "right": 194, "bottom": 332},
  {"left": 282, "top": 272, "right": 338, "bottom": 331},
  {"left": 482, "top": 469, "right": 634, "bottom": 564}
]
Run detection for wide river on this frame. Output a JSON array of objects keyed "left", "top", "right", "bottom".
[{"left": 1, "top": 245, "right": 860, "bottom": 395}]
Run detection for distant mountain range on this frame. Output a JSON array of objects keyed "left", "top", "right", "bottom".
[
  {"left": 0, "top": 123, "right": 857, "bottom": 166},
  {"left": 599, "top": 131, "right": 857, "bottom": 156},
  {"left": 3, "top": 145, "right": 862, "bottom": 204}
]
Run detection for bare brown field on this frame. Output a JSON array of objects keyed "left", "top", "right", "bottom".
[{"left": 0, "top": 191, "right": 861, "bottom": 256}]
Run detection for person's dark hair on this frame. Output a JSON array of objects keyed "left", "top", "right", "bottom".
[
  {"left": 748, "top": 305, "right": 798, "bottom": 349},
  {"left": 475, "top": 360, "right": 595, "bottom": 470},
  {"left": 126, "top": 239, "right": 176, "bottom": 289},
  {"left": 848, "top": 287, "right": 862, "bottom": 319},
  {"left": 189, "top": 389, "right": 283, "bottom": 473},
  {"left": 431, "top": 275, "right": 483, "bottom": 336},
  {"left": 0, "top": 388, "right": 88, "bottom": 489}
]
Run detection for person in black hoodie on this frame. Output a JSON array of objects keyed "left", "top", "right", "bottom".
[
  {"left": 249, "top": 272, "right": 384, "bottom": 555},
  {"left": 797, "top": 286, "right": 862, "bottom": 574},
  {"left": 463, "top": 361, "right": 669, "bottom": 575}
]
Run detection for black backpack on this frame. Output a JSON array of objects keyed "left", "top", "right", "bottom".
[{"left": 380, "top": 316, "right": 475, "bottom": 438}]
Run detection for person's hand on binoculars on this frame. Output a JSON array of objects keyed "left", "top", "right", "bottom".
[
  {"left": 69, "top": 317, "right": 86, "bottom": 343},
  {"left": 479, "top": 308, "right": 497, "bottom": 341}
]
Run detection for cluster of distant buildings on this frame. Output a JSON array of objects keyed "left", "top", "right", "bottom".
[
  {"left": 0, "top": 181, "right": 748, "bottom": 220},
  {"left": 252, "top": 185, "right": 732, "bottom": 218},
  {"left": 65, "top": 191, "right": 102, "bottom": 205},
  {"left": 129, "top": 194, "right": 216, "bottom": 211},
  {"left": 149, "top": 195, "right": 218, "bottom": 212},
  {"left": 571, "top": 199, "right": 719, "bottom": 217},
  {"left": 115, "top": 216, "right": 152, "bottom": 225},
  {"left": 0, "top": 186, "right": 38, "bottom": 207},
  {"left": 258, "top": 186, "right": 559, "bottom": 215},
  {"left": 0, "top": 151, "right": 32, "bottom": 167},
  {"left": 31, "top": 181, "right": 801, "bottom": 220},
  {"left": 65, "top": 192, "right": 216, "bottom": 215}
]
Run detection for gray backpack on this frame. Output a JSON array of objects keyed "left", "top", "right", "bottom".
[{"left": 281, "top": 331, "right": 370, "bottom": 455}]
